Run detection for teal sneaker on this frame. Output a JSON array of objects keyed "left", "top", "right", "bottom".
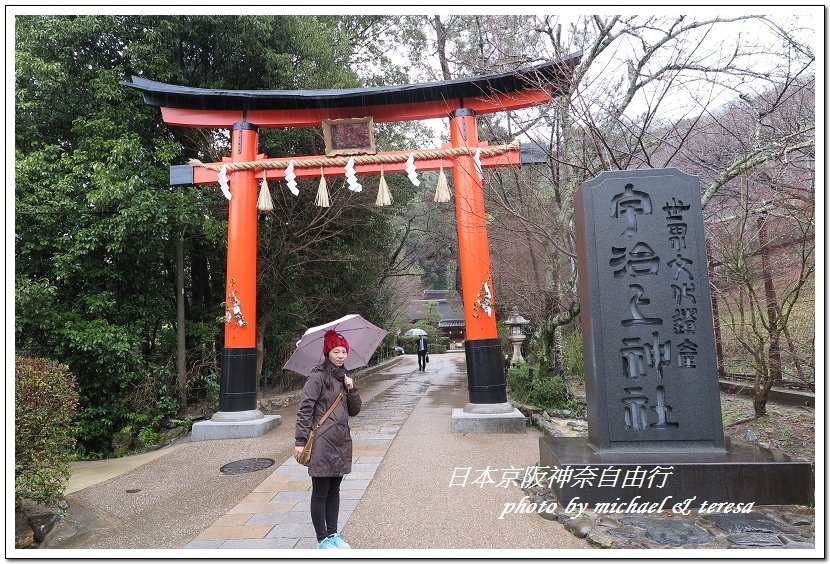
[
  {"left": 317, "top": 536, "right": 338, "bottom": 549},
  {"left": 330, "top": 533, "right": 352, "bottom": 549}
]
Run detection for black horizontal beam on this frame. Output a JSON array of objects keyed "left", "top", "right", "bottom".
[{"left": 123, "top": 53, "right": 581, "bottom": 112}]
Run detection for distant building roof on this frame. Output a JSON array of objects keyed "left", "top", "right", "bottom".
[
  {"left": 408, "top": 289, "right": 464, "bottom": 324},
  {"left": 422, "top": 289, "right": 449, "bottom": 300},
  {"left": 438, "top": 318, "right": 466, "bottom": 328}
]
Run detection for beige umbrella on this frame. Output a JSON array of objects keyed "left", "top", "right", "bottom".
[{"left": 283, "top": 314, "right": 388, "bottom": 376}]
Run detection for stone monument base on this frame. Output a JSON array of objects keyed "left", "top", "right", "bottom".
[
  {"left": 192, "top": 411, "right": 282, "bottom": 441},
  {"left": 451, "top": 405, "right": 527, "bottom": 434},
  {"left": 539, "top": 436, "right": 813, "bottom": 506}
]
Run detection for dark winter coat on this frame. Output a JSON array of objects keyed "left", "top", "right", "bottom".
[{"left": 294, "top": 359, "right": 362, "bottom": 477}]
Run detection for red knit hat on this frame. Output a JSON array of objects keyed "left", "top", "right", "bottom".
[{"left": 323, "top": 330, "right": 350, "bottom": 356}]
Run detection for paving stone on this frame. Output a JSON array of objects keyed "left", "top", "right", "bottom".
[
  {"left": 339, "top": 510, "right": 354, "bottom": 524},
  {"left": 227, "top": 501, "right": 295, "bottom": 514},
  {"left": 339, "top": 479, "right": 371, "bottom": 490},
  {"left": 538, "top": 510, "right": 559, "bottom": 522},
  {"left": 293, "top": 537, "right": 319, "bottom": 549},
  {"left": 778, "top": 533, "right": 815, "bottom": 547},
  {"left": 337, "top": 499, "right": 360, "bottom": 511},
  {"left": 219, "top": 538, "right": 297, "bottom": 549},
  {"left": 264, "top": 523, "right": 316, "bottom": 538},
  {"left": 781, "top": 541, "right": 816, "bottom": 549},
  {"left": 353, "top": 439, "right": 393, "bottom": 446},
  {"left": 587, "top": 523, "right": 649, "bottom": 550},
  {"left": 246, "top": 511, "right": 314, "bottom": 525},
  {"left": 200, "top": 371, "right": 437, "bottom": 551},
  {"left": 183, "top": 540, "right": 224, "bottom": 549},
  {"left": 279, "top": 469, "right": 313, "bottom": 480},
  {"left": 29, "top": 513, "right": 60, "bottom": 543},
  {"left": 726, "top": 532, "right": 785, "bottom": 548},
  {"left": 607, "top": 538, "right": 648, "bottom": 549},
  {"left": 701, "top": 512, "right": 779, "bottom": 533},
  {"left": 781, "top": 513, "right": 813, "bottom": 526},
  {"left": 194, "top": 523, "right": 275, "bottom": 540},
  {"left": 243, "top": 491, "right": 277, "bottom": 503},
  {"left": 265, "top": 480, "right": 312, "bottom": 492},
  {"left": 343, "top": 471, "right": 376, "bottom": 480},
  {"left": 563, "top": 516, "right": 593, "bottom": 538},
  {"left": 621, "top": 516, "right": 713, "bottom": 546},
  {"left": 349, "top": 463, "right": 380, "bottom": 473},
  {"left": 213, "top": 514, "right": 255, "bottom": 527},
  {"left": 271, "top": 490, "right": 311, "bottom": 502},
  {"left": 338, "top": 489, "right": 365, "bottom": 500}
]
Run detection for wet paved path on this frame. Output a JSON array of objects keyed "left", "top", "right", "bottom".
[
  {"left": 340, "top": 355, "right": 590, "bottom": 551},
  {"left": 183, "top": 368, "right": 434, "bottom": 549}
]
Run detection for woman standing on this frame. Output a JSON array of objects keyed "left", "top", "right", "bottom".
[{"left": 294, "top": 330, "right": 362, "bottom": 549}]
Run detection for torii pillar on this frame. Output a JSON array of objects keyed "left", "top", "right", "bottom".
[
  {"left": 448, "top": 108, "right": 526, "bottom": 432},
  {"left": 122, "top": 53, "right": 580, "bottom": 439},
  {"left": 198, "top": 121, "right": 283, "bottom": 439},
  {"left": 219, "top": 122, "right": 260, "bottom": 414}
]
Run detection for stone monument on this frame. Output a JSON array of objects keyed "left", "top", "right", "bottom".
[{"left": 539, "top": 168, "right": 812, "bottom": 507}]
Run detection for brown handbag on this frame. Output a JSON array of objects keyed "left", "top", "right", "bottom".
[{"left": 298, "top": 388, "right": 344, "bottom": 467}]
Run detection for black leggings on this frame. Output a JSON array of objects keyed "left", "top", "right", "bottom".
[{"left": 310, "top": 476, "right": 343, "bottom": 541}]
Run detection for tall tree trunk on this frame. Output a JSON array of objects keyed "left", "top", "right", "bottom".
[
  {"left": 754, "top": 371, "right": 774, "bottom": 416},
  {"left": 757, "top": 216, "right": 783, "bottom": 385},
  {"left": 551, "top": 273, "right": 564, "bottom": 378},
  {"left": 433, "top": 16, "right": 452, "bottom": 80},
  {"left": 255, "top": 305, "right": 274, "bottom": 384},
  {"left": 782, "top": 326, "right": 806, "bottom": 381},
  {"left": 176, "top": 223, "right": 187, "bottom": 410},
  {"left": 190, "top": 246, "right": 207, "bottom": 312},
  {"left": 706, "top": 240, "right": 726, "bottom": 379},
  {"left": 552, "top": 324, "right": 564, "bottom": 378}
]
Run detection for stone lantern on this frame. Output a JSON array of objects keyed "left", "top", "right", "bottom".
[{"left": 504, "top": 307, "right": 530, "bottom": 365}]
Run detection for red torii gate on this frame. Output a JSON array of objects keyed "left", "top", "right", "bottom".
[{"left": 123, "top": 54, "right": 579, "bottom": 432}]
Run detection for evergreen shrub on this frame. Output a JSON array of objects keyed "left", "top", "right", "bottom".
[
  {"left": 561, "top": 328, "right": 585, "bottom": 379},
  {"left": 15, "top": 356, "right": 79, "bottom": 507},
  {"left": 506, "top": 361, "right": 579, "bottom": 412}
]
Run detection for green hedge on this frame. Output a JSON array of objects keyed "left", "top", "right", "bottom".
[
  {"left": 15, "top": 356, "right": 79, "bottom": 507},
  {"left": 506, "top": 361, "right": 579, "bottom": 412}
]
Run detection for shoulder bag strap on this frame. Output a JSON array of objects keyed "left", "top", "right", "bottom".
[{"left": 314, "top": 388, "right": 345, "bottom": 430}]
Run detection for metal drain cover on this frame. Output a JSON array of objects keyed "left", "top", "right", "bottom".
[{"left": 220, "top": 458, "right": 275, "bottom": 475}]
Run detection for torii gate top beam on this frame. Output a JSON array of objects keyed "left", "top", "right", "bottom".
[{"left": 121, "top": 52, "right": 581, "bottom": 128}]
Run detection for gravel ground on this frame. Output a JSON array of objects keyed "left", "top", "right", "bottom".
[
  {"left": 720, "top": 392, "right": 815, "bottom": 462},
  {"left": 42, "top": 411, "right": 300, "bottom": 550}
]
